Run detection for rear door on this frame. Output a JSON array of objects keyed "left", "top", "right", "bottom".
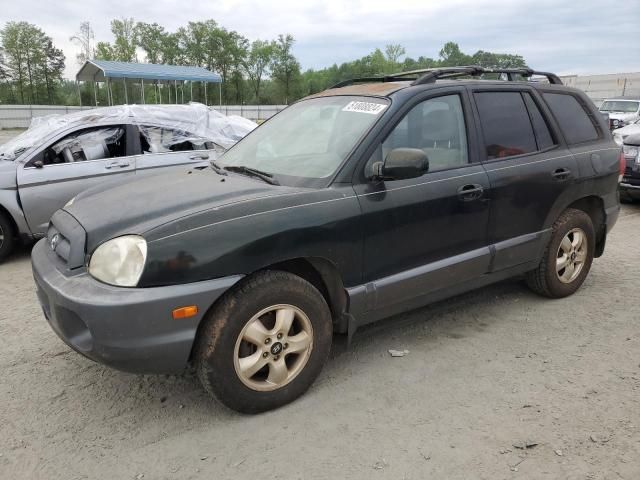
[
  {"left": 470, "top": 86, "right": 578, "bottom": 271},
  {"left": 134, "top": 125, "right": 223, "bottom": 177},
  {"left": 17, "top": 124, "right": 135, "bottom": 234}
]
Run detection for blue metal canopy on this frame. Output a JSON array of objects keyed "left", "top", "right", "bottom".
[{"left": 76, "top": 60, "right": 222, "bottom": 83}]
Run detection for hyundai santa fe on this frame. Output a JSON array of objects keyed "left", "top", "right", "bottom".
[{"left": 31, "top": 66, "right": 622, "bottom": 413}]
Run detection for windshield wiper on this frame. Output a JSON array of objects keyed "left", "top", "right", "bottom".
[
  {"left": 224, "top": 165, "right": 280, "bottom": 185},
  {"left": 209, "top": 159, "right": 228, "bottom": 176}
]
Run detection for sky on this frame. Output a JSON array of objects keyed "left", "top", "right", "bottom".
[{"left": 3, "top": 0, "right": 640, "bottom": 80}]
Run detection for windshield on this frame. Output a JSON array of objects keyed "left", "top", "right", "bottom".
[
  {"left": 0, "top": 122, "right": 58, "bottom": 161},
  {"left": 221, "top": 96, "right": 389, "bottom": 186},
  {"left": 600, "top": 100, "right": 640, "bottom": 113}
]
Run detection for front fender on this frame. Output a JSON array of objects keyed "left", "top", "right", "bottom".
[{"left": 139, "top": 185, "right": 363, "bottom": 288}]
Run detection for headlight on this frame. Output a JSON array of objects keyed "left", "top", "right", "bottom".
[
  {"left": 623, "top": 144, "right": 638, "bottom": 160},
  {"left": 613, "top": 134, "right": 623, "bottom": 146},
  {"left": 88, "top": 235, "right": 147, "bottom": 287},
  {"left": 64, "top": 196, "right": 76, "bottom": 208}
]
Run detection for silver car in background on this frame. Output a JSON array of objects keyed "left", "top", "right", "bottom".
[{"left": 0, "top": 103, "right": 256, "bottom": 260}]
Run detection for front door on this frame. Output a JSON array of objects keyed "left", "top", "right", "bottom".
[
  {"left": 353, "top": 90, "right": 491, "bottom": 312},
  {"left": 17, "top": 125, "right": 135, "bottom": 234}
]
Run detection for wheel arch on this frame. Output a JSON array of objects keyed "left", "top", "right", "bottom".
[
  {"left": 0, "top": 203, "right": 20, "bottom": 239},
  {"left": 261, "top": 257, "right": 350, "bottom": 332},
  {"left": 564, "top": 196, "right": 606, "bottom": 257}
]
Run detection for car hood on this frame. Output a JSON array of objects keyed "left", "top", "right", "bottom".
[
  {"left": 606, "top": 112, "right": 638, "bottom": 122},
  {"left": 64, "top": 167, "right": 305, "bottom": 251},
  {"left": 613, "top": 123, "right": 640, "bottom": 145}
]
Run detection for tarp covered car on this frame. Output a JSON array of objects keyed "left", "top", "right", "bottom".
[{"left": 0, "top": 103, "right": 256, "bottom": 260}]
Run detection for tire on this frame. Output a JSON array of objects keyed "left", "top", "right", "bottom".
[
  {"left": 526, "top": 208, "right": 595, "bottom": 298},
  {"left": 0, "top": 212, "right": 15, "bottom": 262},
  {"left": 195, "top": 270, "right": 333, "bottom": 413},
  {"left": 620, "top": 190, "right": 636, "bottom": 204}
]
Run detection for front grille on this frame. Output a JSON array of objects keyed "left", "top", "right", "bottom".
[{"left": 47, "top": 210, "right": 87, "bottom": 270}]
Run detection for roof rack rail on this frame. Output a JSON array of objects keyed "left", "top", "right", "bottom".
[{"left": 329, "top": 66, "right": 562, "bottom": 89}]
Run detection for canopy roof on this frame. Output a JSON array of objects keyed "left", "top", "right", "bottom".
[{"left": 76, "top": 60, "right": 222, "bottom": 83}]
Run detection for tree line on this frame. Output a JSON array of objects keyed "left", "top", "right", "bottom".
[{"left": 0, "top": 19, "right": 527, "bottom": 107}]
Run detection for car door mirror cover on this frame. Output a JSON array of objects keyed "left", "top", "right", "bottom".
[
  {"left": 34, "top": 160, "right": 44, "bottom": 169},
  {"left": 374, "top": 148, "right": 429, "bottom": 181}
]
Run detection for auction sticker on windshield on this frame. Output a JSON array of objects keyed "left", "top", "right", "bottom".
[{"left": 342, "top": 101, "right": 387, "bottom": 115}]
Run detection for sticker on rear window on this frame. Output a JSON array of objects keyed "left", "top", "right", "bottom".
[{"left": 342, "top": 101, "right": 387, "bottom": 115}]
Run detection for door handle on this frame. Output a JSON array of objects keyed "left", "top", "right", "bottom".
[
  {"left": 189, "top": 153, "right": 209, "bottom": 160},
  {"left": 457, "top": 184, "right": 484, "bottom": 201},
  {"left": 105, "top": 160, "right": 129, "bottom": 169},
  {"left": 551, "top": 167, "right": 571, "bottom": 181}
]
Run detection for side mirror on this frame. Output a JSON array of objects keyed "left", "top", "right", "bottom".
[
  {"left": 373, "top": 148, "right": 429, "bottom": 181},
  {"left": 33, "top": 160, "right": 44, "bottom": 169}
]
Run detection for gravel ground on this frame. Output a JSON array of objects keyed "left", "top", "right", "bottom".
[{"left": 0, "top": 125, "right": 639, "bottom": 478}]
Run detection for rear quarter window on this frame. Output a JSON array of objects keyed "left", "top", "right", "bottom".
[{"left": 543, "top": 93, "right": 600, "bottom": 144}]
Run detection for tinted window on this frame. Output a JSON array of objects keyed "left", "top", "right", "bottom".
[
  {"left": 42, "top": 127, "right": 126, "bottom": 165},
  {"left": 523, "top": 93, "right": 555, "bottom": 150},
  {"left": 376, "top": 94, "right": 468, "bottom": 174},
  {"left": 543, "top": 93, "right": 600, "bottom": 144},
  {"left": 475, "top": 91, "right": 537, "bottom": 159}
]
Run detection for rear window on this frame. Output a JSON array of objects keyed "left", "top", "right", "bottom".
[
  {"left": 475, "top": 91, "right": 537, "bottom": 159},
  {"left": 543, "top": 93, "right": 600, "bottom": 144}
]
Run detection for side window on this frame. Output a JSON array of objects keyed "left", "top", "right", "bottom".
[
  {"left": 543, "top": 93, "right": 600, "bottom": 144},
  {"left": 377, "top": 94, "right": 468, "bottom": 174},
  {"left": 42, "top": 127, "right": 126, "bottom": 165},
  {"left": 139, "top": 126, "right": 217, "bottom": 154},
  {"left": 475, "top": 91, "right": 537, "bottom": 160},
  {"left": 523, "top": 93, "right": 556, "bottom": 150}
]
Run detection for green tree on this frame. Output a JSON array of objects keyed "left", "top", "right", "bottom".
[
  {"left": 41, "top": 38, "right": 65, "bottom": 103},
  {"left": 94, "top": 41, "right": 115, "bottom": 61},
  {"left": 136, "top": 22, "right": 167, "bottom": 64},
  {"left": 272, "top": 34, "right": 301, "bottom": 104},
  {"left": 111, "top": 18, "right": 137, "bottom": 62},
  {"left": 244, "top": 40, "right": 275, "bottom": 102},
  {"left": 384, "top": 44, "right": 406, "bottom": 71},
  {"left": 438, "top": 41, "right": 471, "bottom": 66}
]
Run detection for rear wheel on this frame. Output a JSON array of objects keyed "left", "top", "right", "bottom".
[
  {"left": 195, "top": 270, "right": 333, "bottom": 413},
  {"left": 0, "top": 212, "right": 15, "bottom": 262},
  {"left": 526, "top": 209, "right": 595, "bottom": 298}
]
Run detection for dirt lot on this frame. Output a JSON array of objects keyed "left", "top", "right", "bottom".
[{"left": 1, "top": 136, "right": 639, "bottom": 478}]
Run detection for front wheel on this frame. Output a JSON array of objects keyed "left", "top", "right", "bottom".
[
  {"left": 195, "top": 270, "right": 333, "bottom": 413},
  {"left": 0, "top": 212, "right": 15, "bottom": 262},
  {"left": 526, "top": 208, "right": 595, "bottom": 298}
]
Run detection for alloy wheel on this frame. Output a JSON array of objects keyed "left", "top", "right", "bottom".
[
  {"left": 233, "top": 304, "right": 314, "bottom": 392},
  {"left": 556, "top": 228, "right": 588, "bottom": 284}
]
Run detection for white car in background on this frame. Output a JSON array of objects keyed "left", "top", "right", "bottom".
[
  {"left": 612, "top": 118, "right": 640, "bottom": 146},
  {"left": 0, "top": 103, "right": 256, "bottom": 260},
  {"left": 599, "top": 97, "right": 640, "bottom": 131}
]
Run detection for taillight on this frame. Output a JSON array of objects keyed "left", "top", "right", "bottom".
[{"left": 619, "top": 150, "right": 625, "bottom": 181}]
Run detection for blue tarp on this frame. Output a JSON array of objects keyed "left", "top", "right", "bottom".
[{"left": 76, "top": 60, "right": 222, "bottom": 83}]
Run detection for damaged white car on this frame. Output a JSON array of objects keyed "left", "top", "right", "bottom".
[{"left": 0, "top": 103, "right": 256, "bottom": 260}]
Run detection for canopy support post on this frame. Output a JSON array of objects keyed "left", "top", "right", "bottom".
[
  {"left": 181, "top": 81, "right": 184, "bottom": 104},
  {"left": 108, "top": 78, "right": 113, "bottom": 106},
  {"left": 219, "top": 82, "right": 222, "bottom": 108},
  {"left": 204, "top": 82, "right": 207, "bottom": 106},
  {"left": 124, "top": 78, "right": 129, "bottom": 104},
  {"left": 141, "top": 78, "right": 145, "bottom": 104},
  {"left": 76, "top": 81, "right": 82, "bottom": 107},
  {"left": 190, "top": 81, "right": 193, "bottom": 102}
]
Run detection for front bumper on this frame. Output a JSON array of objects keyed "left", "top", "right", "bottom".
[{"left": 32, "top": 239, "right": 242, "bottom": 374}]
